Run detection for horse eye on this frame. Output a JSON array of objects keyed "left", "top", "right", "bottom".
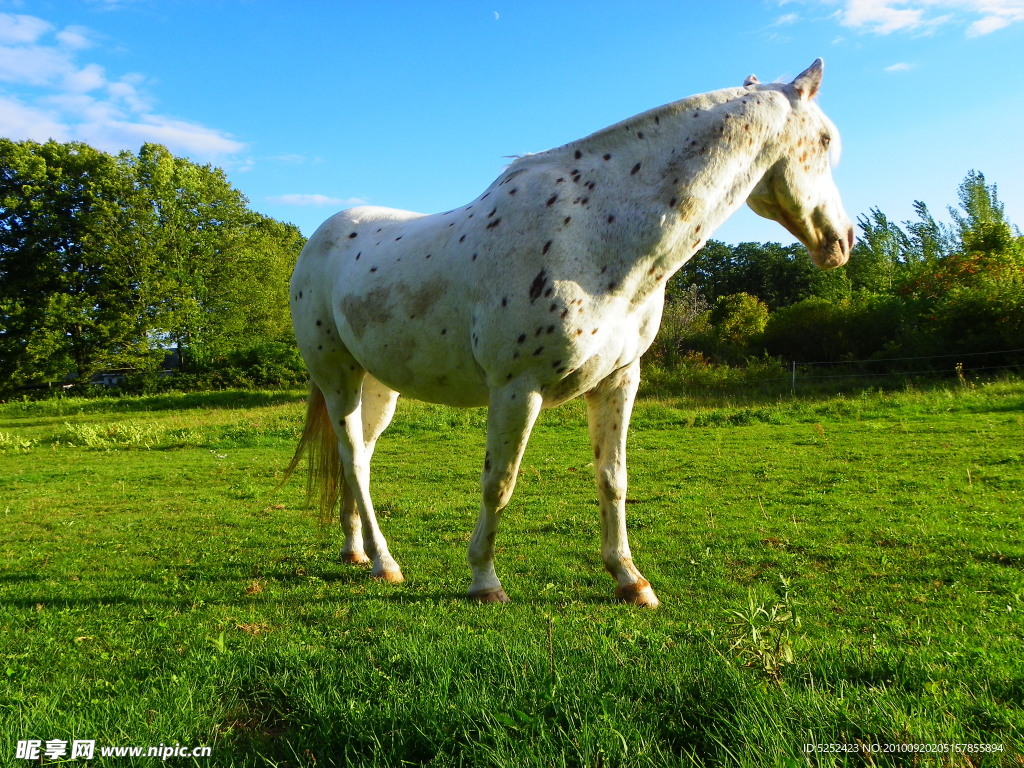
[{"left": 821, "top": 134, "right": 832, "bottom": 150}]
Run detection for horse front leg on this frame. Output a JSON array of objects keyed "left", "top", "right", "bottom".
[
  {"left": 585, "top": 360, "right": 660, "bottom": 608},
  {"left": 466, "top": 387, "right": 543, "bottom": 603}
]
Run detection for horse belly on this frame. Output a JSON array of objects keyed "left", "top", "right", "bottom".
[
  {"left": 333, "top": 271, "right": 489, "bottom": 408},
  {"left": 535, "top": 296, "right": 664, "bottom": 407},
  {"left": 359, "top": 339, "right": 490, "bottom": 408}
]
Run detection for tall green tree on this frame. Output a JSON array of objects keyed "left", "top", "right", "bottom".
[
  {"left": 132, "top": 144, "right": 245, "bottom": 369},
  {"left": 0, "top": 139, "right": 160, "bottom": 388},
  {"left": 904, "top": 200, "right": 953, "bottom": 266},
  {"left": 915, "top": 171, "right": 1024, "bottom": 354},
  {"left": 948, "top": 170, "right": 1021, "bottom": 259},
  {"left": 671, "top": 240, "right": 843, "bottom": 310},
  {"left": 1, "top": 139, "right": 304, "bottom": 393},
  {"left": 848, "top": 208, "right": 908, "bottom": 294},
  {"left": 131, "top": 144, "right": 303, "bottom": 370},
  {"left": 899, "top": 171, "right": 1023, "bottom": 300},
  {"left": 218, "top": 214, "right": 305, "bottom": 350}
]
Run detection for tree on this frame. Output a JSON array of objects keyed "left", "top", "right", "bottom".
[
  {"left": 131, "top": 144, "right": 303, "bottom": 371},
  {"left": 0, "top": 139, "right": 304, "bottom": 393},
  {"left": 672, "top": 240, "right": 828, "bottom": 310},
  {"left": 220, "top": 214, "right": 305, "bottom": 350},
  {"left": 899, "top": 172, "right": 1023, "bottom": 301},
  {"left": 132, "top": 144, "right": 246, "bottom": 369},
  {"left": 916, "top": 171, "right": 1024, "bottom": 355},
  {"left": 848, "top": 208, "right": 908, "bottom": 294},
  {"left": 949, "top": 170, "right": 1020, "bottom": 257},
  {"left": 670, "top": 239, "right": 734, "bottom": 304},
  {"left": 0, "top": 139, "right": 160, "bottom": 388},
  {"left": 904, "top": 200, "right": 953, "bottom": 266}
]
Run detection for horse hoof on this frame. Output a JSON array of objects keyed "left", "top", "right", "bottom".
[
  {"left": 616, "top": 583, "right": 661, "bottom": 608},
  {"left": 341, "top": 551, "right": 370, "bottom": 565},
  {"left": 468, "top": 588, "right": 510, "bottom": 604},
  {"left": 372, "top": 567, "right": 405, "bottom": 584}
]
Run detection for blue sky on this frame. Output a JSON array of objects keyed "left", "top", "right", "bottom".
[{"left": 2, "top": 0, "right": 1023, "bottom": 246}]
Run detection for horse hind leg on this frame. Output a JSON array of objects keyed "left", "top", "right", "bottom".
[
  {"left": 313, "top": 368, "right": 404, "bottom": 583},
  {"left": 338, "top": 484, "right": 366, "bottom": 564},
  {"left": 339, "top": 375, "right": 400, "bottom": 566}
]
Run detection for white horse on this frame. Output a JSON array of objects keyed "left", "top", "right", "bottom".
[{"left": 285, "top": 59, "right": 852, "bottom": 607}]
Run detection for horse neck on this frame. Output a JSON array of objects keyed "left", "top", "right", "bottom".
[{"left": 565, "top": 88, "right": 790, "bottom": 274}]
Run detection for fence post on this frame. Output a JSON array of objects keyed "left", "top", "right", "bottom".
[{"left": 791, "top": 360, "right": 797, "bottom": 395}]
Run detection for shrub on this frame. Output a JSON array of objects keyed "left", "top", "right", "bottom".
[
  {"left": 229, "top": 342, "right": 308, "bottom": 387},
  {"left": 56, "top": 420, "right": 165, "bottom": 449},
  {"left": 641, "top": 352, "right": 787, "bottom": 397},
  {"left": 171, "top": 341, "right": 308, "bottom": 390},
  {"left": 646, "top": 285, "right": 712, "bottom": 369},
  {"left": 760, "top": 298, "right": 843, "bottom": 362},
  {"left": 648, "top": 292, "right": 771, "bottom": 369},
  {"left": 710, "top": 292, "right": 770, "bottom": 349},
  {"left": 761, "top": 294, "right": 913, "bottom": 363},
  {"left": 922, "top": 279, "right": 1024, "bottom": 360}
]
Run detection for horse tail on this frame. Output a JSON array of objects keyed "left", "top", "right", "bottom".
[{"left": 280, "top": 382, "right": 344, "bottom": 525}]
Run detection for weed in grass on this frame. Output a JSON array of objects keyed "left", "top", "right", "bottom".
[
  {"left": 55, "top": 419, "right": 165, "bottom": 449},
  {"left": 0, "top": 430, "right": 34, "bottom": 451},
  {"left": 725, "top": 575, "right": 803, "bottom": 684}
]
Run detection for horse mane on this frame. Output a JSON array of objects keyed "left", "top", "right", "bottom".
[{"left": 505, "top": 86, "right": 752, "bottom": 173}]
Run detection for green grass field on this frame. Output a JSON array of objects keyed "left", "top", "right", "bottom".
[{"left": 1, "top": 380, "right": 1022, "bottom": 767}]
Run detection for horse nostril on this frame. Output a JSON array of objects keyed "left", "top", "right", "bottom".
[{"left": 846, "top": 227, "right": 855, "bottom": 251}]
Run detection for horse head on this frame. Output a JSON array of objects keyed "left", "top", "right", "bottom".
[{"left": 745, "top": 59, "right": 854, "bottom": 269}]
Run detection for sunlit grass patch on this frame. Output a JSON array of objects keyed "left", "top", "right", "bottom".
[{"left": 1, "top": 380, "right": 1022, "bottom": 765}]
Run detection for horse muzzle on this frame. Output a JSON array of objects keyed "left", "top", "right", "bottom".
[{"left": 810, "top": 225, "right": 854, "bottom": 270}]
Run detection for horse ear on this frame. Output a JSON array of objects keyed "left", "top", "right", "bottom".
[
  {"left": 790, "top": 58, "right": 824, "bottom": 100},
  {"left": 743, "top": 74, "right": 759, "bottom": 87}
]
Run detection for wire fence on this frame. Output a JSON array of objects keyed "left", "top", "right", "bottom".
[
  {"left": 788, "top": 347, "right": 1024, "bottom": 390},
  {"left": 693, "top": 347, "right": 1024, "bottom": 391},
  {"left": 800, "top": 347, "right": 1024, "bottom": 367}
]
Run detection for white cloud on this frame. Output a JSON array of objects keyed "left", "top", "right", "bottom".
[
  {"left": 270, "top": 153, "right": 325, "bottom": 166},
  {"left": 63, "top": 63, "right": 106, "bottom": 93},
  {"left": 55, "top": 25, "right": 95, "bottom": 50},
  {"left": 0, "top": 13, "right": 245, "bottom": 161},
  {"left": 965, "top": 5, "right": 1022, "bottom": 34},
  {"left": 105, "top": 74, "right": 153, "bottom": 113},
  {"left": 85, "top": 0, "right": 144, "bottom": 11},
  {"left": 884, "top": 61, "right": 914, "bottom": 71},
  {"left": 0, "top": 13, "right": 52, "bottom": 44},
  {"left": 836, "top": 0, "right": 944, "bottom": 34},
  {"left": 0, "top": 42, "right": 75, "bottom": 85},
  {"left": 775, "top": 12, "right": 801, "bottom": 23},
  {"left": 78, "top": 115, "right": 245, "bottom": 158},
  {"left": 0, "top": 94, "right": 68, "bottom": 141},
  {"left": 268, "top": 194, "right": 365, "bottom": 207},
  {"left": 808, "top": 0, "right": 1024, "bottom": 36}
]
